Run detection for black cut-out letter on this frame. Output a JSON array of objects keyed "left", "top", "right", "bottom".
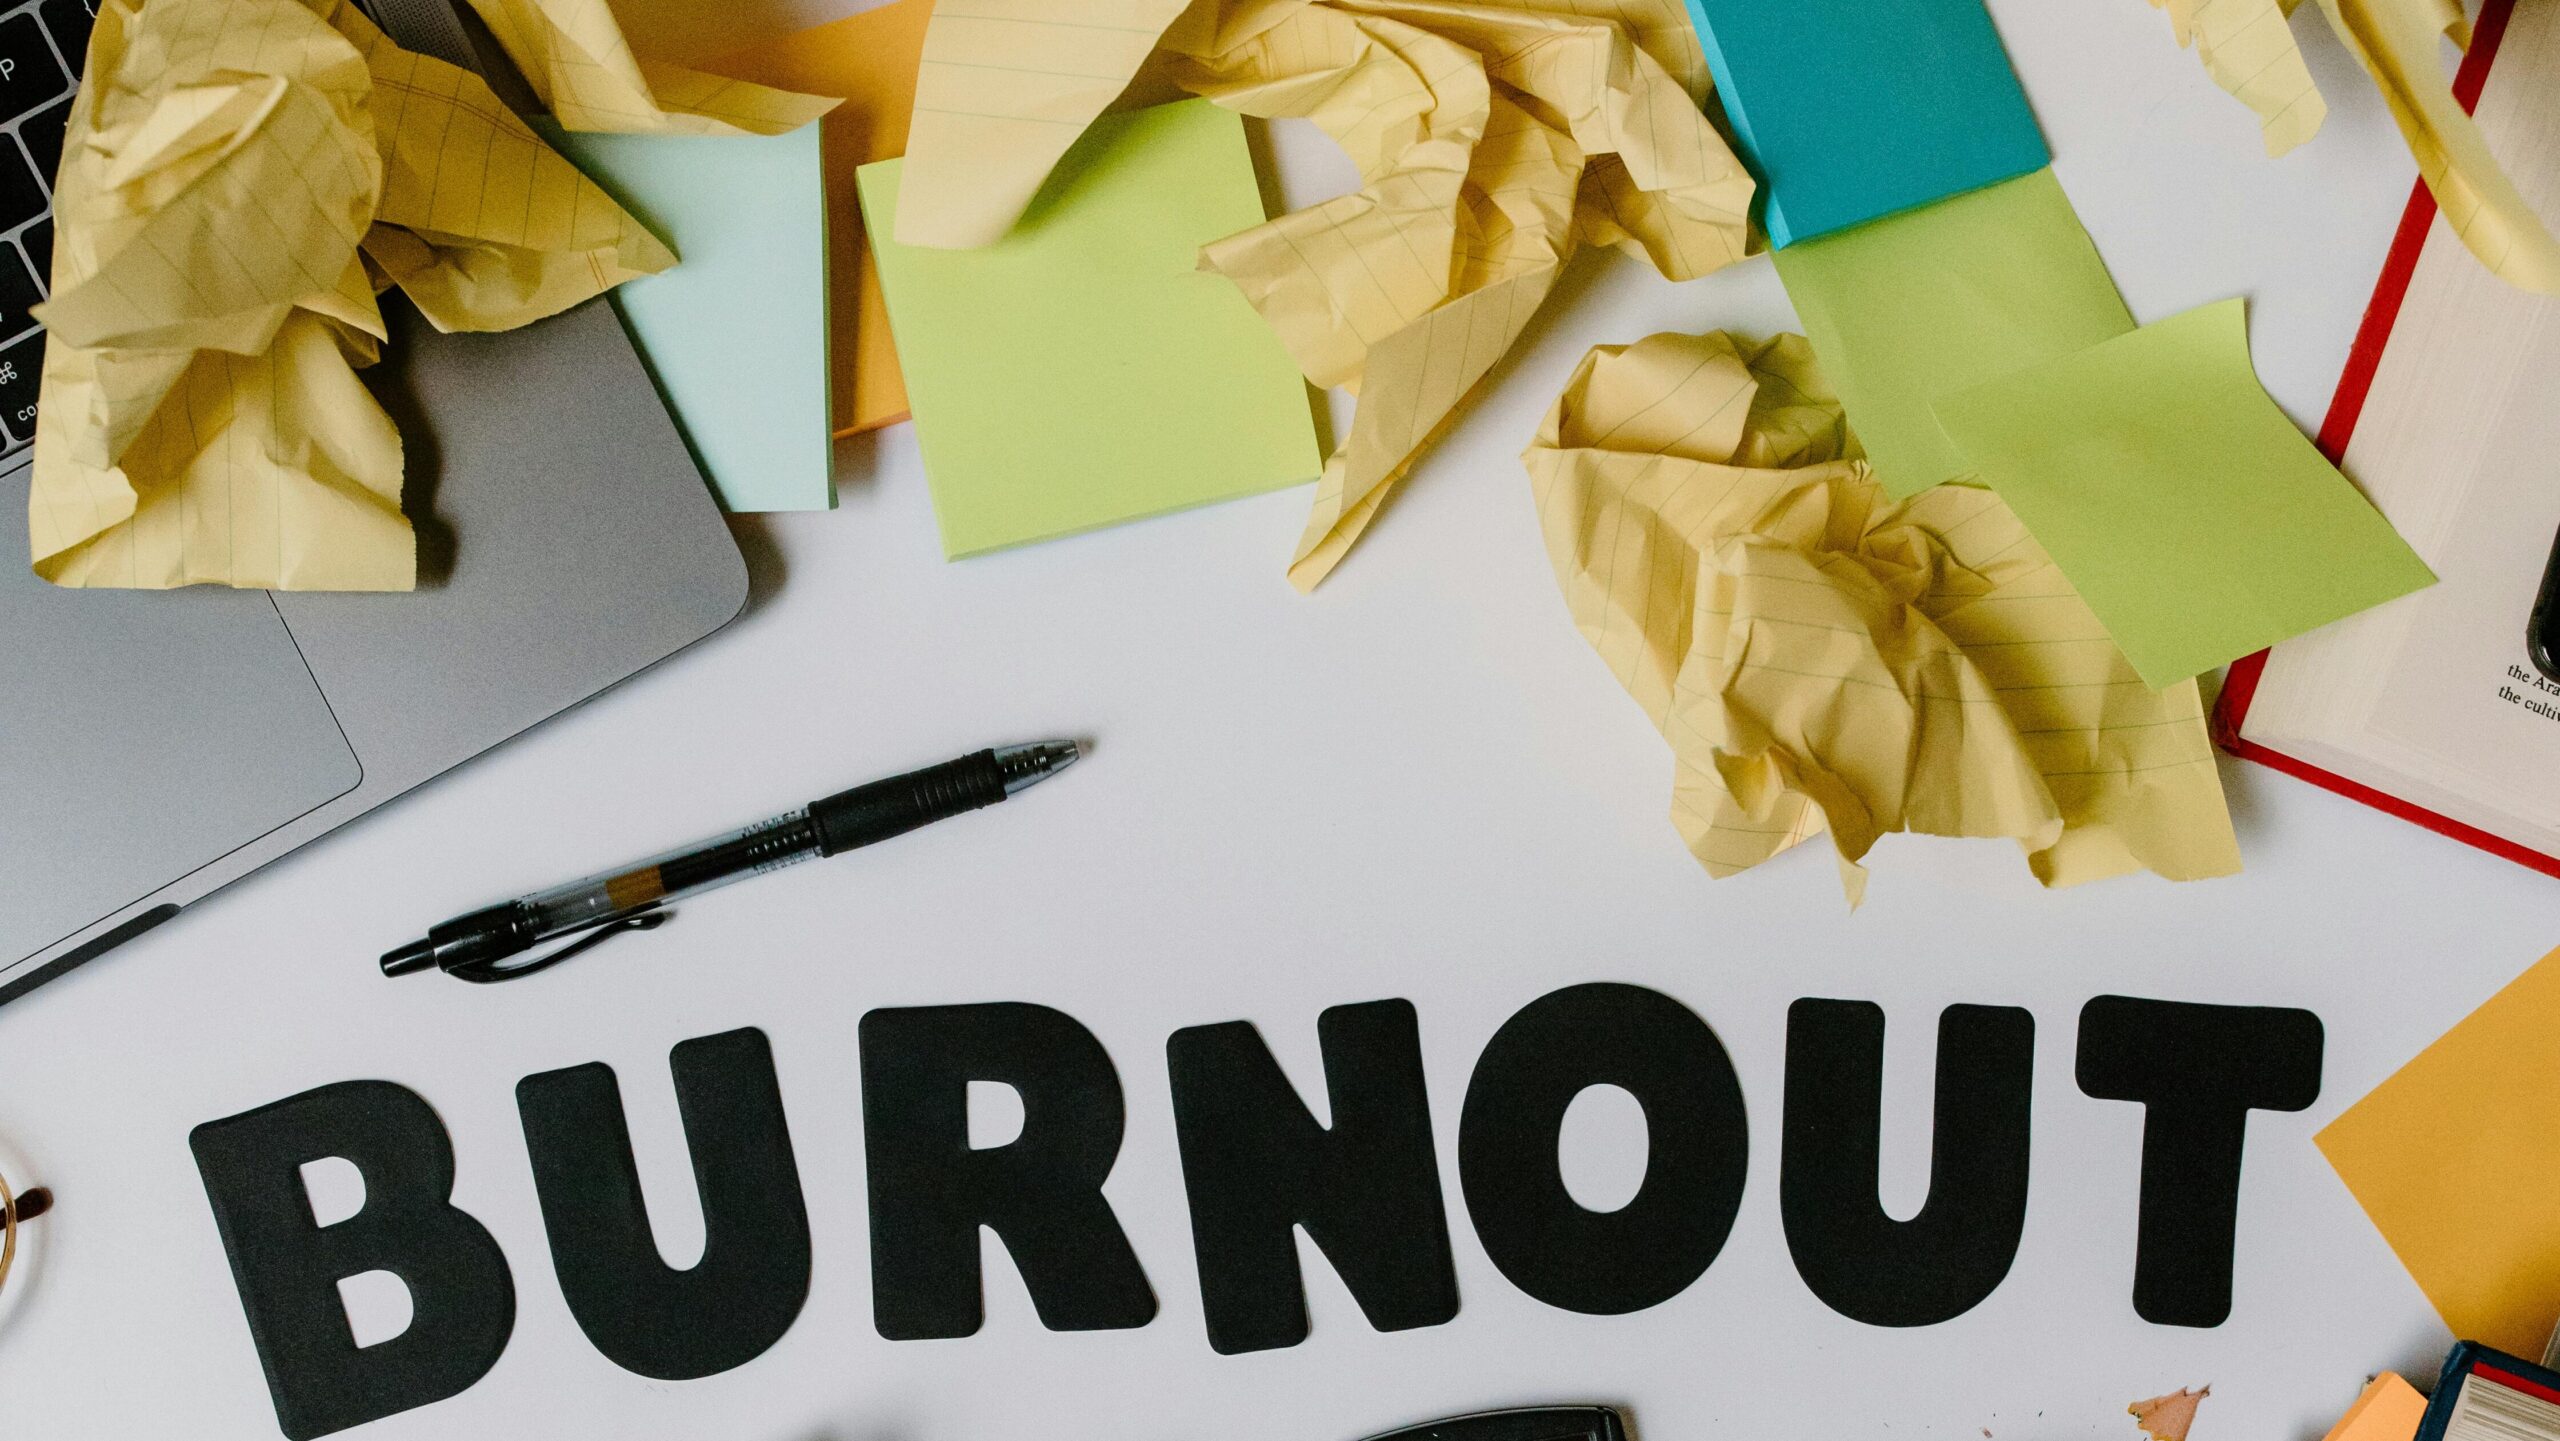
[
  {"left": 516, "top": 1027, "right": 810, "bottom": 1379},
  {"left": 1781, "top": 999, "right": 2034, "bottom": 1326},
  {"left": 2076, "top": 995, "right": 2324, "bottom": 1327},
  {"left": 189, "top": 1081, "right": 515, "bottom": 1441},
  {"left": 859, "top": 1002, "right": 1155, "bottom": 1338},
  {"left": 1166, "top": 998, "right": 1459, "bottom": 1353},
  {"left": 1458, "top": 982, "right": 1748, "bottom": 1314}
]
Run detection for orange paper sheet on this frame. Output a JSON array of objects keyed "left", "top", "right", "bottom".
[
  {"left": 711, "top": 0, "right": 933, "bottom": 435},
  {"left": 2319, "top": 1375, "right": 2427, "bottom": 1441},
  {"left": 2320, "top": 944, "right": 2560, "bottom": 1357}
]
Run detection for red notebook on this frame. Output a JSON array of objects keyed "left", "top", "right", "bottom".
[{"left": 2215, "top": 0, "right": 2560, "bottom": 881}]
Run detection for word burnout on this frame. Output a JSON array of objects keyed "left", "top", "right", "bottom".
[{"left": 188, "top": 985, "right": 2324, "bottom": 1439}]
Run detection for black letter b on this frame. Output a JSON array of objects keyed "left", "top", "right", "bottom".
[{"left": 190, "top": 1081, "right": 515, "bottom": 1441}]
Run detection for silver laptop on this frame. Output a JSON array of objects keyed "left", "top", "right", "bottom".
[{"left": 0, "top": 0, "right": 749, "bottom": 1004}]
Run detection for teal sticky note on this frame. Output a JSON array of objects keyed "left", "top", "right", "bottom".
[
  {"left": 543, "top": 122, "right": 835, "bottom": 513},
  {"left": 1683, "top": 0, "right": 2050, "bottom": 247}
]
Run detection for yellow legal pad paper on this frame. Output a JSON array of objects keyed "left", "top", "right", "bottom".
[
  {"left": 2145, "top": 0, "right": 2560, "bottom": 292},
  {"left": 1523, "top": 329, "right": 2239, "bottom": 902},
  {"left": 1933, "top": 298, "right": 2436, "bottom": 690},
  {"left": 857, "top": 100, "right": 1321, "bottom": 558},
  {"left": 28, "top": 0, "right": 674, "bottom": 591},
  {"left": 2147, "top": 0, "right": 2327, "bottom": 156},
  {"left": 2320, "top": 944, "right": 2560, "bottom": 1360}
]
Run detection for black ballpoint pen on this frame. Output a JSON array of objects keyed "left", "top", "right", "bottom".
[{"left": 380, "top": 742, "right": 1081, "bottom": 984}]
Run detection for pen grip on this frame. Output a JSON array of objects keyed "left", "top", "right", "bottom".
[{"left": 810, "top": 749, "right": 1007, "bottom": 857}]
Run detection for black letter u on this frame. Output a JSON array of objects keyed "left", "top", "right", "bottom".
[
  {"left": 517, "top": 1027, "right": 811, "bottom": 1379},
  {"left": 1781, "top": 1000, "right": 2033, "bottom": 1327}
]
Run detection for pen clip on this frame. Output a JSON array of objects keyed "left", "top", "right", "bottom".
[{"left": 447, "top": 909, "right": 670, "bottom": 985}]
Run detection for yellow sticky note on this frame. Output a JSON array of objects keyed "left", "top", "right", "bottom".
[
  {"left": 2320, "top": 945, "right": 2560, "bottom": 1358},
  {"left": 2319, "top": 1374, "right": 2428, "bottom": 1441},
  {"left": 711, "top": 0, "right": 935, "bottom": 436}
]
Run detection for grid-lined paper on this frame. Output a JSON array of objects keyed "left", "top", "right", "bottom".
[
  {"left": 1524, "top": 329, "right": 2240, "bottom": 901},
  {"left": 30, "top": 0, "right": 675, "bottom": 590},
  {"left": 2150, "top": 0, "right": 2328, "bottom": 155},
  {"left": 459, "top": 0, "right": 835, "bottom": 135}
]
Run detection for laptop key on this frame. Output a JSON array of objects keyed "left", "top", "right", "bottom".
[
  {"left": 19, "top": 214, "right": 45, "bottom": 282},
  {"left": 0, "top": 135, "right": 38, "bottom": 234},
  {"left": 0, "top": 329, "right": 42, "bottom": 445},
  {"left": 36, "top": 0, "right": 92, "bottom": 81},
  {"left": 0, "top": 15, "right": 66, "bottom": 120},
  {"left": 0, "top": 240, "right": 37, "bottom": 340},
  {"left": 17, "top": 96, "right": 65, "bottom": 192}
]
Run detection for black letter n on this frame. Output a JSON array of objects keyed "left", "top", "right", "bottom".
[
  {"left": 1167, "top": 999, "right": 1459, "bottom": 1354},
  {"left": 859, "top": 1003, "right": 1155, "bottom": 1339},
  {"left": 190, "top": 1081, "right": 515, "bottom": 1441}
]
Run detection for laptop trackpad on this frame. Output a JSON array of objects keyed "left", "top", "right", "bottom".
[{"left": 0, "top": 565, "right": 361, "bottom": 966}]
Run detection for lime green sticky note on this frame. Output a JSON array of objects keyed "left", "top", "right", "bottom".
[
  {"left": 1934, "top": 298, "right": 2436, "bottom": 689},
  {"left": 857, "top": 100, "right": 1322, "bottom": 557},
  {"left": 1775, "top": 168, "right": 2133, "bottom": 498}
]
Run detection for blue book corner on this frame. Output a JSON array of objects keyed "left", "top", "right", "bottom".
[{"left": 1684, "top": 0, "right": 2050, "bottom": 248}]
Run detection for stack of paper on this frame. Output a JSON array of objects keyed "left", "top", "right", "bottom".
[
  {"left": 710, "top": 0, "right": 935, "bottom": 436},
  {"left": 858, "top": 100, "right": 1321, "bottom": 557}
]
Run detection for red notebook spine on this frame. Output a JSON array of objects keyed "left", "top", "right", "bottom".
[{"left": 2212, "top": 0, "right": 2560, "bottom": 881}]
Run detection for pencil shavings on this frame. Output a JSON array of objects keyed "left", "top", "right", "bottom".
[
  {"left": 25, "top": 0, "right": 745, "bottom": 591},
  {"left": 893, "top": 0, "right": 1757, "bottom": 592},
  {"left": 1522, "top": 330, "right": 2242, "bottom": 903},
  {"left": 2131, "top": 1386, "right": 2211, "bottom": 1441}
]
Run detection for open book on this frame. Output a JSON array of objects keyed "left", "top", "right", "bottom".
[{"left": 2218, "top": 0, "right": 2560, "bottom": 879}]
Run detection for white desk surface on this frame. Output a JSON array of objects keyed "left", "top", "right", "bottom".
[{"left": 4, "top": 3, "right": 2556, "bottom": 1438}]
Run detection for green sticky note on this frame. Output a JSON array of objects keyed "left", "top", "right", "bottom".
[
  {"left": 1933, "top": 298, "right": 2437, "bottom": 689},
  {"left": 1775, "top": 168, "right": 2133, "bottom": 498},
  {"left": 857, "top": 100, "right": 1322, "bottom": 557},
  {"left": 545, "top": 122, "right": 835, "bottom": 513}
]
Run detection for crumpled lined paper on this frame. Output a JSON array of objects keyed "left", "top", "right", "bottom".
[
  {"left": 28, "top": 0, "right": 682, "bottom": 590},
  {"left": 1524, "top": 330, "right": 2241, "bottom": 902},
  {"left": 895, "top": 0, "right": 1756, "bottom": 591},
  {"left": 460, "top": 0, "right": 836, "bottom": 136},
  {"left": 2152, "top": 0, "right": 2560, "bottom": 291},
  {"left": 2149, "top": 0, "right": 2327, "bottom": 155},
  {"left": 29, "top": 0, "right": 839, "bottom": 591}
]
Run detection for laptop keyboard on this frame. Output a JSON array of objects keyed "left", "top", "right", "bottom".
[{"left": 0, "top": 0, "right": 85, "bottom": 459}]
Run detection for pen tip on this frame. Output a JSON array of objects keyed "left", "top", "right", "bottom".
[{"left": 994, "top": 740, "right": 1081, "bottom": 795}]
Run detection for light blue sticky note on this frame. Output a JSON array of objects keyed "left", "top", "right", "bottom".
[
  {"left": 1682, "top": 0, "right": 2050, "bottom": 248},
  {"left": 542, "top": 122, "right": 834, "bottom": 512}
]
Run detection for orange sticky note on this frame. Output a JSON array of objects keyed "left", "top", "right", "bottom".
[
  {"left": 2320, "top": 945, "right": 2560, "bottom": 1358},
  {"left": 712, "top": 0, "right": 933, "bottom": 436},
  {"left": 2319, "top": 1375, "right": 2428, "bottom": 1441}
]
